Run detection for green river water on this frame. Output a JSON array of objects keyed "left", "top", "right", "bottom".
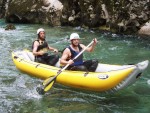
[{"left": 0, "top": 19, "right": 150, "bottom": 113}]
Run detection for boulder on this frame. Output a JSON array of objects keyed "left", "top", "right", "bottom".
[
  {"left": 5, "top": 0, "right": 63, "bottom": 26},
  {"left": 2, "top": 0, "right": 150, "bottom": 34},
  {"left": 5, "top": 24, "right": 16, "bottom": 30},
  {"left": 138, "top": 22, "right": 150, "bottom": 36}
]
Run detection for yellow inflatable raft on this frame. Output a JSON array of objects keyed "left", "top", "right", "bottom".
[{"left": 12, "top": 50, "right": 149, "bottom": 92}]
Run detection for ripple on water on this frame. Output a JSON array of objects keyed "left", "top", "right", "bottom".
[{"left": 108, "top": 46, "right": 118, "bottom": 50}]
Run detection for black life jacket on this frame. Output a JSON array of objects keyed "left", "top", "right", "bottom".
[{"left": 32, "top": 39, "right": 48, "bottom": 52}]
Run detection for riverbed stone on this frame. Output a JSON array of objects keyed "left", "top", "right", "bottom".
[{"left": 5, "top": 24, "right": 16, "bottom": 30}]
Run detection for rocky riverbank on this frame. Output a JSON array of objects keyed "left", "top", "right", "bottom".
[{"left": 0, "top": 0, "right": 150, "bottom": 36}]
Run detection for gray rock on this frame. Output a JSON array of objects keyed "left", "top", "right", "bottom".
[{"left": 1, "top": 0, "right": 150, "bottom": 35}]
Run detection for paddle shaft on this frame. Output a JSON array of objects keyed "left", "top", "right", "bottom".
[{"left": 44, "top": 40, "right": 95, "bottom": 88}]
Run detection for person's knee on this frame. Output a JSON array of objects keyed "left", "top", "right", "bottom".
[
  {"left": 48, "top": 55, "right": 60, "bottom": 66},
  {"left": 88, "top": 59, "right": 98, "bottom": 72},
  {"left": 54, "top": 55, "right": 59, "bottom": 62},
  {"left": 55, "top": 55, "right": 59, "bottom": 60}
]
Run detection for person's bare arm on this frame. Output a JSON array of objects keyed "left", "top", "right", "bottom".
[
  {"left": 32, "top": 41, "right": 44, "bottom": 56},
  {"left": 80, "top": 38, "right": 98, "bottom": 52},
  {"left": 60, "top": 48, "right": 74, "bottom": 65}
]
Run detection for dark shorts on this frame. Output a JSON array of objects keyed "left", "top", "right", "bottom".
[
  {"left": 67, "top": 59, "right": 98, "bottom": 72},
  {"left": 35, "top": 53, "right": 59, "bottom": 66}
]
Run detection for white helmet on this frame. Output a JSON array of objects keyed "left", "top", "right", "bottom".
[
  {"left": 37, "top": 28, "right": 45, "bottom": 34},
  {"left": 70, "top": 33, "right": 80, "bottom": 41}
]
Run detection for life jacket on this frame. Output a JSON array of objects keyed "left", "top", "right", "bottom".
[
  {"left": 32, "top": 39, "right": 48, "bottom": 53},
  {"left": 68, "top": 44, "right": 83, "bottom": 66}
]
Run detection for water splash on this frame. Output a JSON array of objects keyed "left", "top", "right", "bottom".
[
  {"left": 147, "top": 80, "right": 150, "bottom": 85},
  {"left": 25, "top": 88, "right": 43, "bottom": 99}
]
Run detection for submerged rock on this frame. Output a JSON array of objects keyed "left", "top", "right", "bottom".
[{"left": 5, "top": 24, "right": 16, "bottom": 30}]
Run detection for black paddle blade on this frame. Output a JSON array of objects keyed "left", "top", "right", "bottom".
[{"left": 36, "top": 86, "right": 45, "bottom": 95}]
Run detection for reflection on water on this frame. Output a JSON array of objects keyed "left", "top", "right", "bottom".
[{"left": 0, "top": 19, "right": 150, "bottom": 113}]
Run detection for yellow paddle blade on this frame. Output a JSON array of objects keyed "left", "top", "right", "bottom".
[
  {"left": 43, "top": 77, "right": 52, "bottom": 86},
  {"left": 44, "top": 80, "right": 55, "bottom": 92}
]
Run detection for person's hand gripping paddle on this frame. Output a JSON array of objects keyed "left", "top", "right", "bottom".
[{"left": 36, "top": 39, "right": 95, "bottom": 95}]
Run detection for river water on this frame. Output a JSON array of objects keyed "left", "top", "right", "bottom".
[{"left": 0, "top": 19, "right": 150, "bottom": 113}]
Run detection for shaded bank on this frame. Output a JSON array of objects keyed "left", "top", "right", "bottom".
[
  {"left": 1, "top": 0, "right": 150, "bottom": 35},
  {"left": 0, "top": 0, "right": 7, "bottom": 18}
]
